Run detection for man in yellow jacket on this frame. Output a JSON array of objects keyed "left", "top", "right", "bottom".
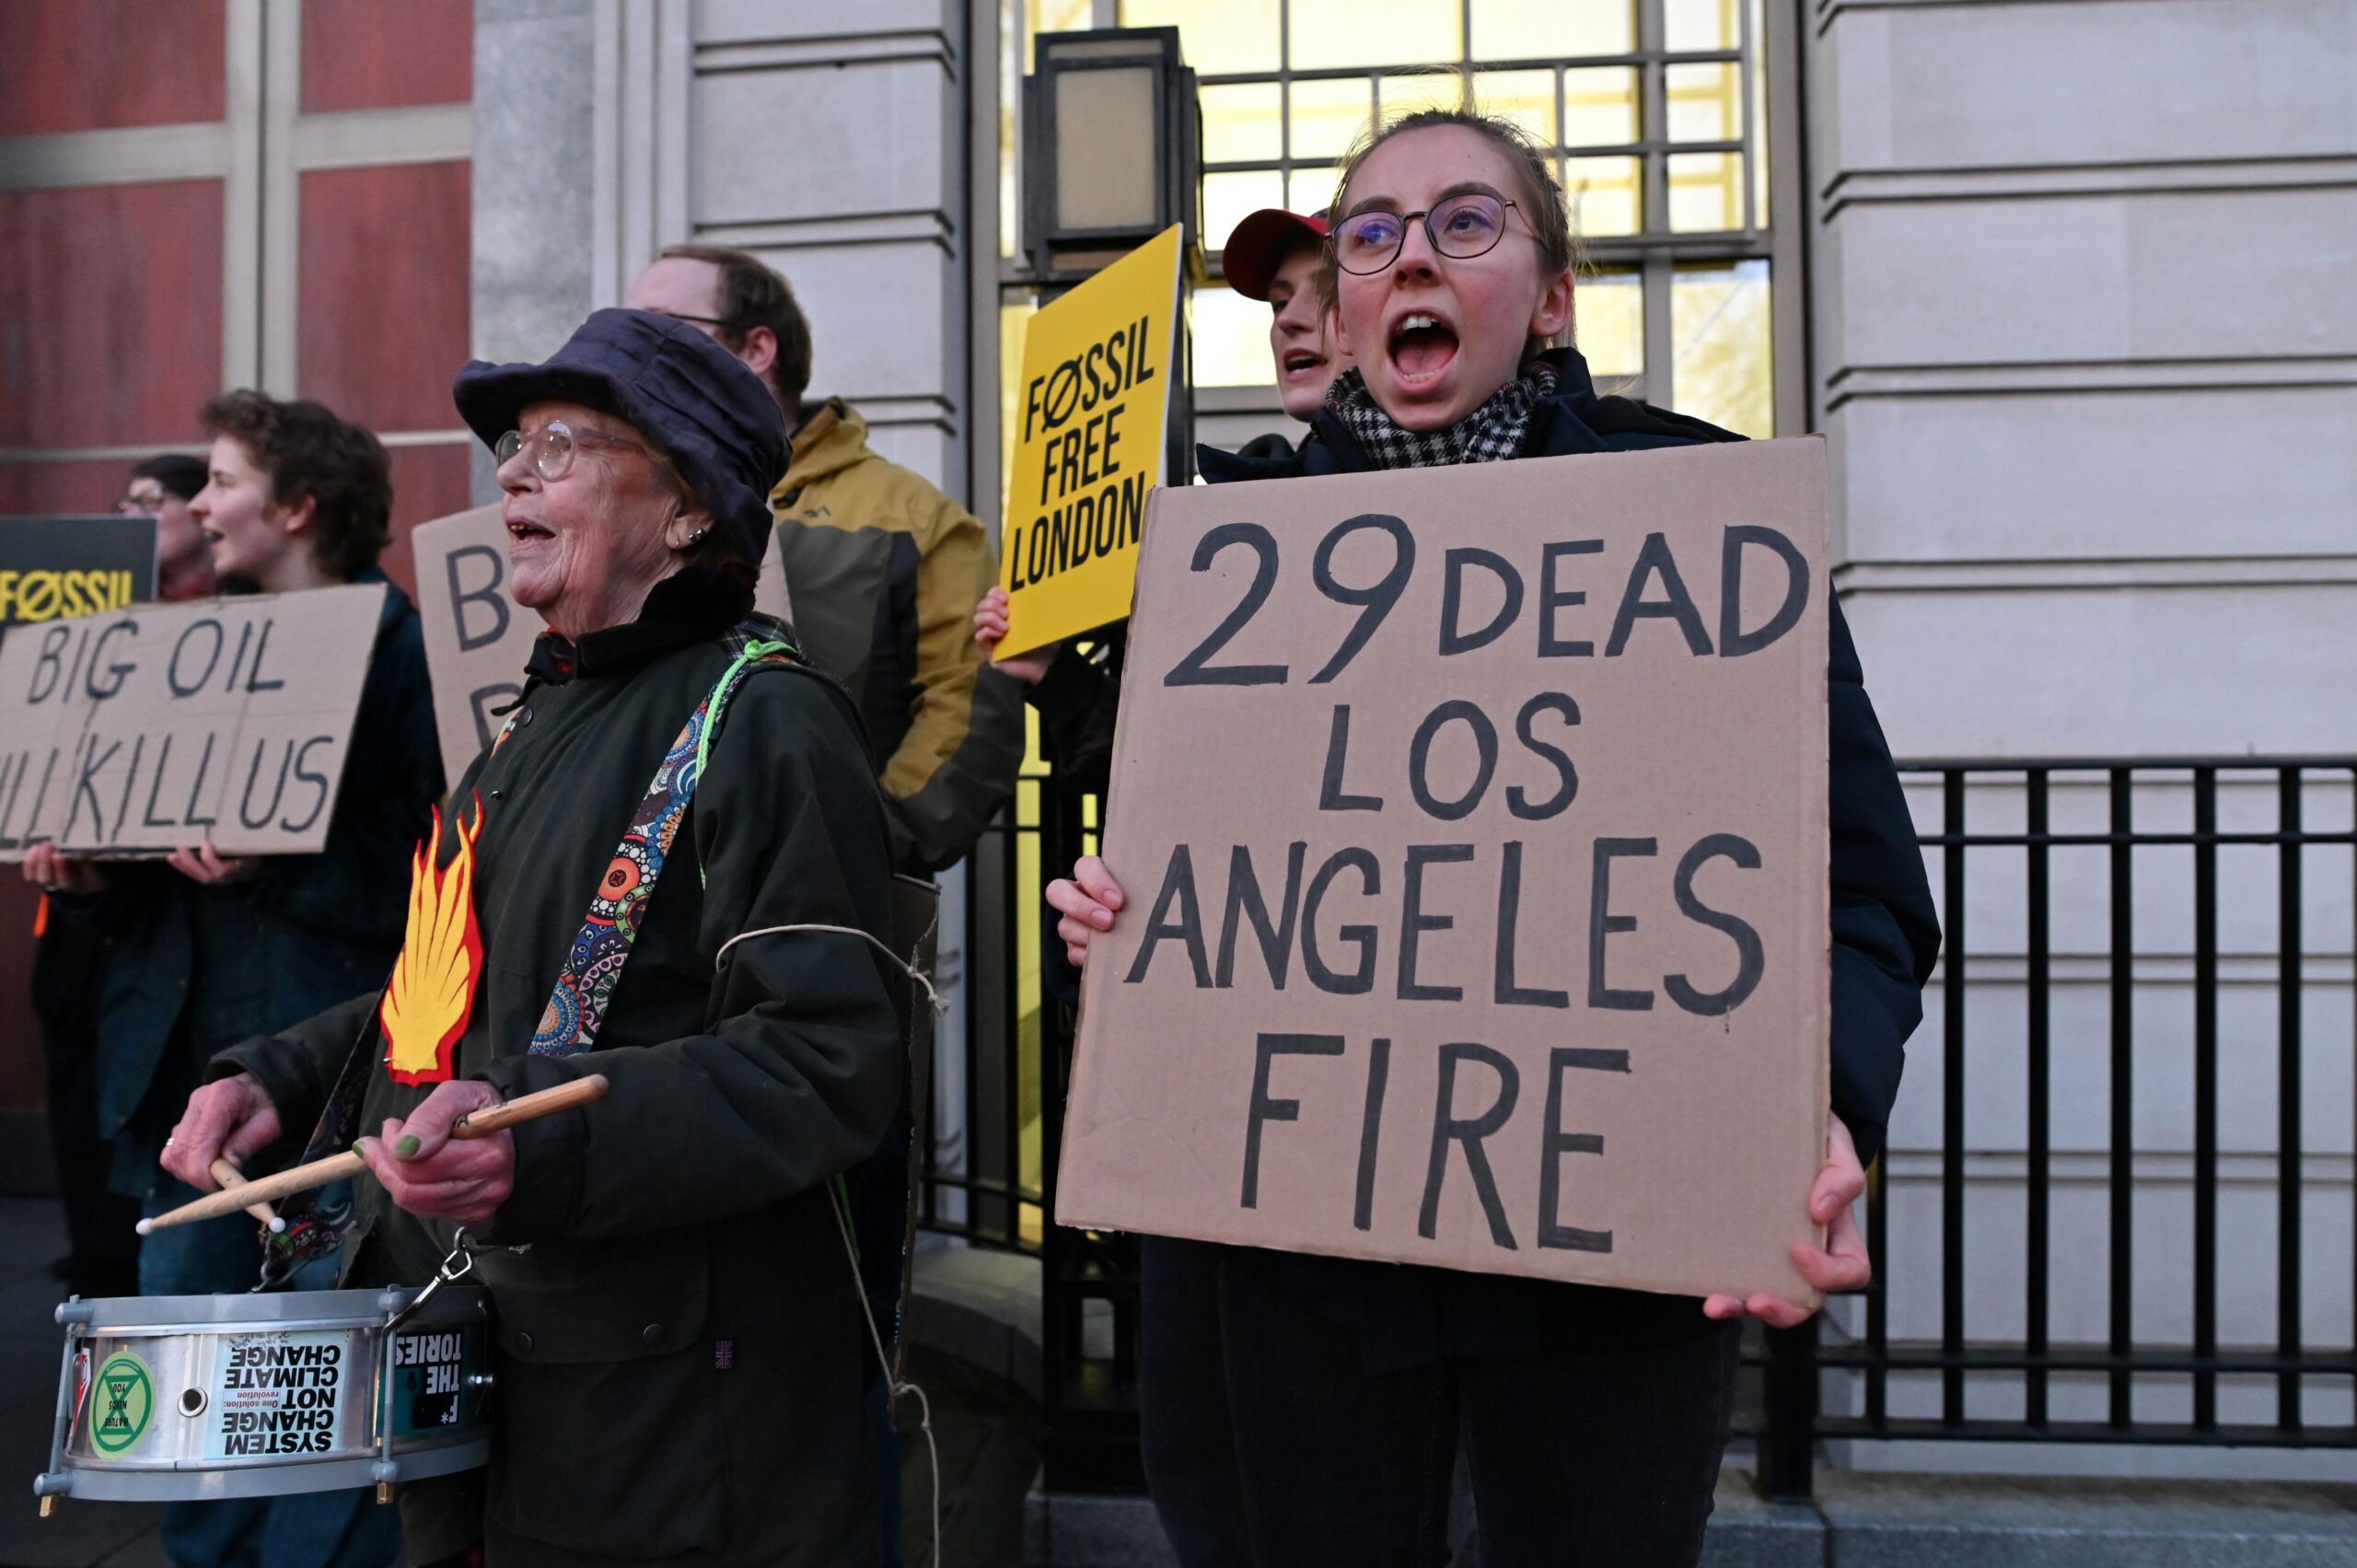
[
  {"left": 628, "top": 245, "right": 1023, "bottom": 874},
  {"left": 628, "top": 246, "right": 1023, "bottom": 1568}
]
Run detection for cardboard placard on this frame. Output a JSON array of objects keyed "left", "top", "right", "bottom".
[
  {"left": 412, "top": 504, "right": 794, "bottom": 784},
  {"left": 1056, "top": 439, "right": 1833, "bottom": 1305},
  {"left": 1, "top": 515, "right": 159, "bottom": 625},
  {"left": 993, "top": 225, "right": 1184, "bottom": 659},
  {"left": 0, "top": 583, "right": 390, "bottom": 859},
  {"left": 412, "top": 506, "right": 532, "bottom": 784}
]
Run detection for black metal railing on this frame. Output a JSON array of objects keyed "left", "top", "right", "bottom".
[
  {"left": 919, "top": 703, "right": 1148, "bottom": 1485},
  {"left": 926, "top": 755, "right": 2357, "bottom": 1497},
  {"left": 1756, "top": 757, "right": 2357, "bottom": 1495}
]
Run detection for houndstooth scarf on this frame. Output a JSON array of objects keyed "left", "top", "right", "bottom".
[{"left": 1326, "top": 362, "right": 1557, "bottom": 468}]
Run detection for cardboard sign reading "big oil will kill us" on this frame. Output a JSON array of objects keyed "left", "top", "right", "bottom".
[
  {"left": 0, "top": 585, "right": 387, "bottom": 858},
  {"left": 1057, "top": 439, "right": 1834, "bottom": 1306}
]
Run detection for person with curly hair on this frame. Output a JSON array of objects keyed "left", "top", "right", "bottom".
[{"left": 22, "top": 389, "right": 441, "bottom": 1568}]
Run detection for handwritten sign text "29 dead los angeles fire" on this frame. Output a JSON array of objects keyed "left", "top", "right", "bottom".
[
  {"left": 0, "top": 584, "right": 387, "bottom": 859},
  {"left": 1057, "top": 439, "right": 1836, "bottom": 1307}
]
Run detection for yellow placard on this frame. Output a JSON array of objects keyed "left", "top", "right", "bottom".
[{"left": 996, "top": 226, "right": 1184, "bottom": 660}]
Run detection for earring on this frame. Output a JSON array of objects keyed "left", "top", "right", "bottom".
[{"left": 684, "top": 526, "right": 712, "bottom": 547}]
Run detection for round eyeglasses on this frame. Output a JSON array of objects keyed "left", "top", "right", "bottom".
[
  {"left": 1331, "top": 193, "right": 1522, "bottom": 275},
  {"left": 493, "top": 420, "right": 657, "bottom": 482}
]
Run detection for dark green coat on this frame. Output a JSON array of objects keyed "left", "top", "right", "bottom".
[{"left": 217, "top": 570, "right": 902, "bottom": 1567}]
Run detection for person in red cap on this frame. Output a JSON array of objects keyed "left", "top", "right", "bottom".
[
  {"left": 971, "top": 204, "right": 1351, "bottom": 680},
  {"left": 1218, "top": 207, "right": 1348, "bottom": 430},
  {"left": 966, "top": 208, "right": 1359, "bottom": 1565}
]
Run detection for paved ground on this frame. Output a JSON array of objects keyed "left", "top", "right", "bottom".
[
  {"left": 0, "top": 1199, "right": 1039, "bottom": 1568},
  {"left": 896, "top": 1343, "right": 1040, "bottom": 1568}
]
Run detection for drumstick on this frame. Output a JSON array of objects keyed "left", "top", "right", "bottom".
[
  {"left": 137, "top": 1075, "right": 610, "bottom": 1235},
  {"left": 210, "top": 1157, "right": 287, "bottom": 1234}
]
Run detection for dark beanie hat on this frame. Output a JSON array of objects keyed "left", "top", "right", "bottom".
[
  {"left": 450, "top": 308, "right": 787, "bottom": 564},
  {"left": 131, "top": 453, "right": 210, "bottom": 502}
]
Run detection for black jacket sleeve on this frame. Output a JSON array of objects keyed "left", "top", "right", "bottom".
[
  {"left": 1028, "top": 642, "right": 1120, "bottom": 796},
  {"left": 209, "top": 989, "right": 383, "bottom": 1156},
  {"left": 1026, "top": 638, "right": 1126, "bottom": 1009},
  {"left": 1826, "top": 597, "right": 1941, "bottom": 1167},
  {"left": 474, "top": 669, "right": 904, "bottom": 1244}
]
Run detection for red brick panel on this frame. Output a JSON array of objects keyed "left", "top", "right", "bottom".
[
  {"left": 0, "top": 457, "right": 154, "bottom": 516},
  {"left": 0, "top": 0, "right": 227, "bottom": 135},
  {"left": 0, "top": 180, "right": 224, "bottom": 449},
  {"left": 301, "top": 0, "right": 473, "bottom": 114},
  {"left": 0, "top": 881, "right": 46, "bottom": 1110},
  {"left": 296, "top": 161, "right": 471, "bottom": 436},
  {"left": 379, "top": 442, "right": 475, "bottom": 602}
]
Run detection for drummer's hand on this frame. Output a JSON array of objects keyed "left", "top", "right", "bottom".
[
  {"left": 1702, "top": 1113, "right": 1871, "bottom": 1329},
  {"left": 360, "top": 1080, "right": 513, "bottom": 1226},
  {"left": 159, "top": 1074, "right": 283, "bottom": 1191},
  {"left": 21, "top": 842, "right": 103, "bottom": 896},
  {"left": 1045, "top": 855, "right": 1124, "bottom": 969},
  {"left": 167, "top": 842, "right": 259, "bottom": 886}
]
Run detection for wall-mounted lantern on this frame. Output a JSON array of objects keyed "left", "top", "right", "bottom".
[{"left": 1022, "top": 26, "right": 1200, "bottom": 284}]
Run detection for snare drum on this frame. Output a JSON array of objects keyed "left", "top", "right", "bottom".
[{"left": 35, "top": 1283, "right": 493, "bottom": 1505}]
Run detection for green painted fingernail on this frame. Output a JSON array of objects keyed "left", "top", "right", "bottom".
[{"left": 395, "top": 1135, "right": 421, "bottom": 1157}]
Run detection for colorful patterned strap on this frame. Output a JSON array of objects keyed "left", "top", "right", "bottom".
[{"left": 530, "top": 623, "right": 805, "bottom": 1059}]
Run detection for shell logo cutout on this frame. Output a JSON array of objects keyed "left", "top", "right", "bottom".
[{"left": 382, "top": 800, "right": 485, "bottom": 1086}]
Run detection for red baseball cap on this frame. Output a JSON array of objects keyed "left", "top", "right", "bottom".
[{"left": 1220, "top": 208, "right": 1330, "bottom": 301}]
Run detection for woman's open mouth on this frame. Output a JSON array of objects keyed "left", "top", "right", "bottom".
[
  {"left": 1388, "top": 310, "right": 1459, "bottom": 388},
  {"left": 506, "top": 517, "right": 555, "bottom": 548}
]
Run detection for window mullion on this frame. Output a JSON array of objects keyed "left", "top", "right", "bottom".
[
  {"left": 1766, "top": 0, "right": 1809, "bottom": 435},
  {"left": 1638, "top": 0, "right": 1669, "bottom": 242},
  {"left": 1738, "top": 0, "right": 1758, "bottom": 234},
  {"left": 257, "top": 0, "right": 301, "bottom": 397},
  {"left": 1643, "top": 250, "right": 1674, "bottom": 413},
  {"left": 223, "top": 0, "right": 266, "bottom": 391}
]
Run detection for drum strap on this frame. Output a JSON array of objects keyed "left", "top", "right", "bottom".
[
  {"left": 257, "top": 621, "right": 806, "bottom": 1286},
  {"left": 530, "top": 626, "right": 805, "bottom": 1059}
]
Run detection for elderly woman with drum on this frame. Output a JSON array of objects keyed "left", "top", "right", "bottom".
[{"left": 160, "top": 310, "right": 907, "bottom": 1567}]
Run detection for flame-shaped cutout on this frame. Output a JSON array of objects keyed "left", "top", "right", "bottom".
[{"left": 381, "top": 798, "right": 485, "bottom": 1086}]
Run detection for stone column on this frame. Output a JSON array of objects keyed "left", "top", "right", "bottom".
[
  {"left": 470, "top": 0, "right": 600, "bottom": 501},
  {"left": 685, "top": 0, "right": 970, "bottom": 488},
  {"left": 1804, "top": 0, "right": 2357, "bottom": 1479}
]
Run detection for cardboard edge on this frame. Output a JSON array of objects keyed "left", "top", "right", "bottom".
[
  {"left": 1051, "top": 482, "right": 1179, "bottom": 1230},
  {"left": 293, "top": 579, "right": 393, "bottom": 857},
  {"left": 412, "top": 504, "right": 523, "bottom": 786}
]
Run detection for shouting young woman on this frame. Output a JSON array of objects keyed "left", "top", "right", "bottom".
[{"left": 1046, "top": 109, "right": 1940, "bottom": 1567}]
